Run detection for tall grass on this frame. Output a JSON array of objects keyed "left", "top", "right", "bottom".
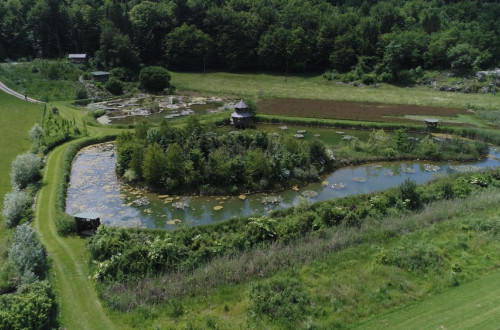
[
  {"left": 99, "top": 188, "right": 500, "bottom": 312},
  {"left": 170, "top": 71, "right": 500, "bottom": 111}
]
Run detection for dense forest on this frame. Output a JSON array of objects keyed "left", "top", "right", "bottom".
[{"left": 1, "top": 0, "right": 499, "bottom": 80}]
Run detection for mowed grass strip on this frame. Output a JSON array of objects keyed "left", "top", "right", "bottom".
[
  {"left": 259, "top": 98, "right": 470, "bottom": 125},
  {"left": 35, "top": 140, "right": 115, "bottom": 330},
  {"left": 0, "top": 91, "right": 43, "bottom": 269},
  {"left": 355, "top": 269, "right": 500, "bottom": 329},
  {"left": 170, "top": 71, "right": 500, "bottom": 111}
]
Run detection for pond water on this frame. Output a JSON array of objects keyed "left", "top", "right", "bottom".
[{"left": 65, "top": 143, "right": 500, "bottom": 230}]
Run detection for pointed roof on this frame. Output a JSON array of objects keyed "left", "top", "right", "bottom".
[{"left": 234, "top": 99, "right": 248, "bottom": 110}]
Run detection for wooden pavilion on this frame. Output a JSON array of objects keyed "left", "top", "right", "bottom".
[
  {"left": 74, "top": 211, "right": 101, "bottom": 233},
  {"left": 231, "top": 99, "right": 253, "bottom": 128},
  {"left": 91, "top": 71, "right": 110, "bottom": 82},
  {"left": 68, "top": 54, "right": 87, "bottom": 64},
  {"left": 425, "top": 118, "right": 439, "bottom": 130}
]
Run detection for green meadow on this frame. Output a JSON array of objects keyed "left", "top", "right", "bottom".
[
  {"left": 0, "top": 92, "right": 43, "bottom": 277},
  {"left": 1, "top": 66, "right": 500, "bottom": 328}
]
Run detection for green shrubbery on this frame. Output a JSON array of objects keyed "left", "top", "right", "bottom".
[
  {"left": 116, "top": 118, "right": 333, "bottom": 194},
  {"left": 88, "top": 170, "right": 499, "bottom": 283},
  {"left": 250, "top": 278, "right": 311, "bottom": 322}
]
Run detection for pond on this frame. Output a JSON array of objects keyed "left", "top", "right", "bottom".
[{"left": 65, "top": 143, "right": 500, "bottom": 230}]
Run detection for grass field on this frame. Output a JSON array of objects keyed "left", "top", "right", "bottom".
[
  {"left": 355, "top": 269, "right": 500, "bottom": 329},
  {"left": 170, "top": 71, "right": 500, "bottom": 111},
  {"left": 2, "top": 68, "right": 500, "bottom": 328},
  {"left": 0, "top": 91, "right": 43, "bottom": 281}
]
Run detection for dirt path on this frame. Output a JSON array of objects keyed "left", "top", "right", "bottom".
[{"left": 0, "top": 80, "right": 44, "bottom": 104}]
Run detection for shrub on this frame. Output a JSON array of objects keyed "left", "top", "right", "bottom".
[
  {"left": 250, "top": 277, "right": 311, "bottom": 321},
  {"left": 75, "top": 86, "right": 88, "bottom": 100},
  {"left": 55, "top": 211, "right": 77, "bottom": 236},
  {"left": 399, "top": 178, "right": 422, "bottom": 211},
  {"left": 105, "top": 78, "right": 124, "bottom": 95},
  {"left": 29, "top": 123, "right": 43, "bottom": 141},
  {"left": 10, "top": 152, "right": 42, "bottom": 189},
  {"left": 139, "top": 66, "right": 171, "bottom": 93},
  {"left": 2, "top": 190, "right": 31, "bottom": 228},
  {"left": 0, "top": 280, "right": 54, "bottom": 329},
  {"left": 376, "top": 242, "right": 442, "bottom": 272},
  {"left": 9, "top": 223, "right": 46, "bottom": 280}
]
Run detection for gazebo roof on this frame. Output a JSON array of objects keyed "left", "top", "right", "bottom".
[
  {"left": 74, "top": 211, "right": 100, "bottom": 220},
  {"left": 231, "top": 112, "right": 252, "bottom": 118},
  {"left": 92, "top": 71, "right": 110, "bottom": 76},
  {"left": 425, "top": 118, "right": 439, "bottom": 123},
  {"left": 234, "top": 99, "right": 248, "bottom": 109},
  {"left": 69, "top": 54, "right": 87, "bottom": 59}
]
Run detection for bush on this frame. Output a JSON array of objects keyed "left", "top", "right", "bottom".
[
  {"left": 2, "top": 190, "right": 31, "bottom": 228},
  {"left": 139, "top": 66, "right": 171, "bottom": 93},
  {"left": 9, "top": 223, "right": 46, "bottom": 281},
  {"left": 250, "top": 278, "right": 311, "bottom": 322},
  {"left": 376, "top": 242, "right": 442, "bottom": 272},
  {"left": 29, "top": 123, "right": 43, "bottom": 141},
  {"left": 0, "top": 280, "right": 54, "bottom": 329},
  {"left": 55, "top": 211, "right": 77, "bottom": 236},
  {"left": 10, "top": 152, "right": 42, "bottom": 189},
  {"left": 75, "top": 86, "right": 88, "bottom": 100},
  {"left": 399, "top": 178, "right": 422, "bottom": 211},
  {"left": 105, "top": 78, "right": 124, "bottom": 95}
]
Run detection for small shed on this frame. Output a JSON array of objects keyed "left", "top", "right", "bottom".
[
  {"left": 68, "top": 54, "right": 87, "bottom": 64},
  {"left": 425, "top": 118, "right": 439, "bottom": 130},
  {"left": 92, "top": 71, "right": 110, "bottom": 82},
  {"left": 74, "top": 212, "right": 101, "bottom": 233},
  {"left": 231, "top": 99, "right": 253, "bottom": 128}
]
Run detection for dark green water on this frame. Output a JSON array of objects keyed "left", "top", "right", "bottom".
[{"left": 66, "top": 143, "right": 500, "bottom": 230}]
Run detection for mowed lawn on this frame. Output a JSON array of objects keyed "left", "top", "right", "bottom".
[
  {"left": 0, "top": 91, "right": 43, "bottom": 261},
  {"left": 170, "top": 71, "right": 500, "bottom": 111},
  {"left": 355, "top": 269, "right": 500, "bottom": 329}
]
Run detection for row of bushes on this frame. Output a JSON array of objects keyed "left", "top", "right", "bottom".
[
  {"left": 88, "top": 170, "right": 500, "bottom": 283},
  {"left": 0, "top": 124, "right": 56, "bottom": 327}
]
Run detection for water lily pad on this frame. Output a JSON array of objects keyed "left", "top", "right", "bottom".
[
  {"left": 238, "top": 194, "right": 247, "bottom": 200},
  {"left": 292, "top": 186, "right": 299, "bottom": 191},
  {"left": 167, "top": 219, "right": 182, "bottom": 225},
  {"left": 322, "top": 180, "right": 329, "bottom": 186},
  {"left": 213, "top": 205, "right": 223, "bottom": 211},
  {"left": 261, "top": 196, "right": 283, "bottom": 204},
  {"left": 301, "top": 190, "right": 318, "bottom": 198},
  {"left": 352, "top": 177, "right": 367, "bottom": 182}
]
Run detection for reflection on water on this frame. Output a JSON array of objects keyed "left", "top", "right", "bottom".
[{"left": 66, "top": 143, "right": 500, "bottom": 230}]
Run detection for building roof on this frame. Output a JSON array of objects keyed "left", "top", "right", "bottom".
[
  {"left": 231, "top": 112, "right": 253, "bottom": 118},
  {"left": 68, "top": 54, "right": 87, "bottom": 59},
  {"left": 92, "top": 71, "right": 110, "bottom": 76},
  {"left": 74, "top": 211, "right": 100, "bottom": 220},
  {"left": 425, "top": 118, "right": 439, "bottom": 123},
  {"left": 234, "top": 99, "right": 248, "bottom": 109}
]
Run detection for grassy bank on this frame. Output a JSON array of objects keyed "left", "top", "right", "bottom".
[
  {"left": 0, "top": 91, "right": 43, "bottom": 285},
  {"left": 170, "top": 71, "right": 500, "bottom": 111},
  {"left": 95, "top": 187, "right": 500, "bottom": 328}
]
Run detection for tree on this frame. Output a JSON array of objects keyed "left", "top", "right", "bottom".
[
  {"left": 447, "top": 43, "right": 481, "bottom": 72},
  {"left": 139, "top": 66, "right": 171, "bottom": 93},
  {"left": 105, "top": 78, "right": 123, "bottom": 95},
  {"left": 2, "top": 190, "right": 31, "bottom": 228},
  {"left": 9, "top": 223, "right": 46, "bottom": 281},
  {"left": 11, "top": 152, "right": 42, "bottom": 189},
  {"left": 142, "top": 143, "right": 167, "bottom": 186},
  {"left": 129, "top": 1, "right": 175, "bottom": 64},
  {"left": 165, "top": 143, "right": 184, "bottom": 188},
  {"left": 165, "top": 23, "right": 212, "bottom": 71}
]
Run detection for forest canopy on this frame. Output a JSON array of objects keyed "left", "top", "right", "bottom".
[{"left": 0, "top": 0, "right": 498, "bottom": 77}]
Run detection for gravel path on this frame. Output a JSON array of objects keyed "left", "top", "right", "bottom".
[{"left": 0, "top": 80, "right": 44, "bottom": 104}]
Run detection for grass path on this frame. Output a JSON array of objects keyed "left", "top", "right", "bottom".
[
  {"left": 355, "top": 269, "right": 500, "bottom": 329},
  {"left": 35, "top": 140, "right": 115, "bottom": 330}
]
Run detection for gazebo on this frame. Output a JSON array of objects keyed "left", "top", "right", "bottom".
[
  {"left": 68, "top": 53, "right": 87, "bottom": 64},
  {"left": 74, "top": 212, "right": 101, "bottom": 233},
  {"left": 231, "top": 99, "right": 253, "bottom": 128},
  {"left": 91, "top": 71, "right": 110, "bottom": 82},
  {"left": 425, "top": 118, "right": 439, "bottom": 130}
]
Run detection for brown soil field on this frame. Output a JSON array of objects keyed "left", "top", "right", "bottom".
[{"left": 259, "top": 98, "right": 470, "bottom": 124}]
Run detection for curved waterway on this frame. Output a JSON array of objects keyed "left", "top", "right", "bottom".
[{"left": 66, "top": 143, "right": 500, "bottom": 229}]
